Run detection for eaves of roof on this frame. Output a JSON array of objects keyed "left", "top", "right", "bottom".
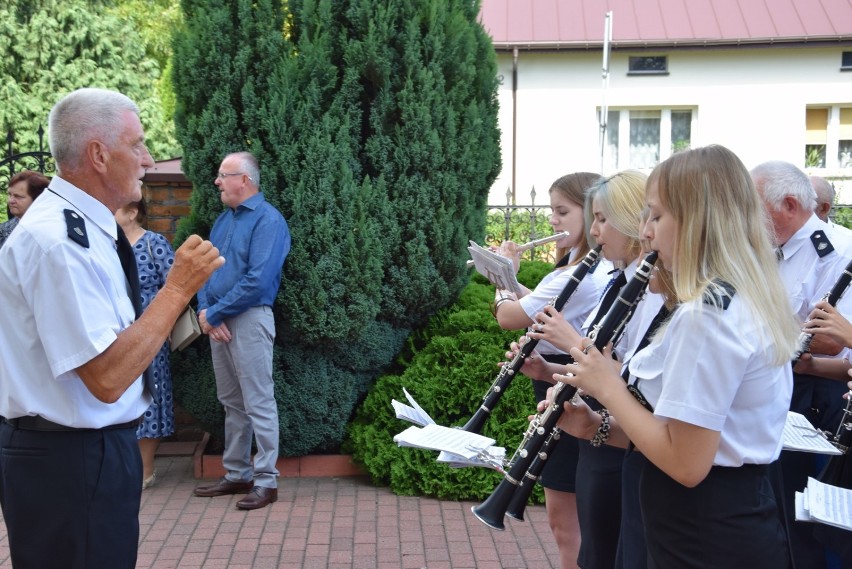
[{"left": 491, "top": 36, "right": 852, "bottom": 52}]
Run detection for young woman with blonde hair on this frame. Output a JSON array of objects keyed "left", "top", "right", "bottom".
[
  {"left": 555, "top": 145, "right": 799, "bottom": 568},
  {"left": 492, "top": 172, "right": 611, "bottom": 569},
  {"left": 526, "top": 170, "right": 648, "bottom": 569}
]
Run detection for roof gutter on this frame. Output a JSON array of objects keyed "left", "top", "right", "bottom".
[{"left": 491, "top": 36, "right": 852, "bottom": 52}]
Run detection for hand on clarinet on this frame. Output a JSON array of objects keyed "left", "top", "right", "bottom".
[
  {"left": 533, "top": 385, "right": 600, "bottom": 440},
  {"left": 804, "top": 301, "right": 852, "bottom": 351},
  {"left": 553, "top": 338, "right": 623, "bottom": 404},
  {"left": 502, "top": 335, "right": 551, "bottom": 382},
  {"left": 528, "top": 306, "right": 581, "bottom": 353}
]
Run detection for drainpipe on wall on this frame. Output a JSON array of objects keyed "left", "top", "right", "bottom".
[{"left": 512, "top": 46, "right": 518, "bottom": 205}]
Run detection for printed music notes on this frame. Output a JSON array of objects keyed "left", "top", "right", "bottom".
[
  {"left": 391, "top": 387, "right": 435, "bottom": 427},
  {"left": 391, "top": 388, "right": 505, "bottom": 470},
  {"left": 783, "top": 411, "right": 843, "bottom": 455},
  {"left": 467, "top": 241, "right": 524, "bottom": 294},
  {"left": 795, "top": 477, "right": 852, "bottom": 531}
]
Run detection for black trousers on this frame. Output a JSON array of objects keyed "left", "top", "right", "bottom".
[{"left": 0, "top": 421, "right": 142, "bottom": 569}]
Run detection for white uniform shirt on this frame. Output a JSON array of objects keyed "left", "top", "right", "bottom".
[
  {"left": 0, "top": 177, "right": 151, "bottom": 427},
  {"left": 778, "top": 214, "right": 852, "bottom": 323},
  {"left": 628, "top": 293, "right": 792, "bottom": 466},
  {"left": 518, "top": 252, "right": 612, "bottom": 355},
  {"left": 580, "top": 260, "right": 640, "bottom": 361},
  {"left": 618, "top": 291, "right": 666, "bottom": 365}
]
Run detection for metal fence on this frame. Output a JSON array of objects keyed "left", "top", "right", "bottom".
[
  {"left": 483, "top": 187, "right": 556, "bottom": 262},
  {"left": 0, "top": 128, "right": 55, "bottom": 189}
]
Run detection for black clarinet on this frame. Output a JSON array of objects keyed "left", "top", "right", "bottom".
[
  {"left": 818, "top": 391, "right": 852, "bottom": 489},
  {"left": 462, "top": 246, "right": 602, "bottom": 434},
  {"left": 794, "top": 257, "right": 852, "bottom": 362},
  {"left": 472, "top": 251, "right": 658, "bottom": 530}
]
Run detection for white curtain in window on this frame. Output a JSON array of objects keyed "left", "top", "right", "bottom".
[
  {"left": 604, "top": 110, "right": 619, "bottom": 171},
  {"left": 839, "top": 141, "right": 852, "bottom": 168},
  {"left": 671, "top": 111, "right": 692, "bottom": 152},
  {"left": 629, "top": 111, "right": 660, "bottom": 169}
]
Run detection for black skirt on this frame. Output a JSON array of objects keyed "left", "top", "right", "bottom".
[
  {"left": 532, "top": 376, "right": 579, "bottom": 493},
  {"left": 576, "top": 440, "right": 623, "bottom": 569},
  {"left": 639, "top": 460, "right": 790, "bottom": 569}
]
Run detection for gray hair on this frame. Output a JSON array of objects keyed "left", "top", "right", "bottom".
[
  {"left": 226, "top": 151, "right": 261, "bottom": 187},
  {"left": 811, "top": 175, "right": 835, "bottom": 207},
  {"left": 750, "top": 160, "right": 816, "bottom": 211},
  {"left": 48, "top": 88, "right": 140, "bottom": 171}
]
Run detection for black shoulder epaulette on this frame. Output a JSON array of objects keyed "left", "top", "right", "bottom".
[
  {"left": 811, "top": 230, "right": 834, "bottom": 258},
  {"left": 63, "top": 209, "right": 89, "bottom": 248},
  {"left": 703, "top": 281, "right": 735, "bottom": 310}
]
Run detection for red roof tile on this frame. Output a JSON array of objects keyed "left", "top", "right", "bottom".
[{"left": 480, "top": 0, "right": 852, "bottom": 48}]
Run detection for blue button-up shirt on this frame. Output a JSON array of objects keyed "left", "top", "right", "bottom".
[{"left": 198, "top": 192, "right": 290, "bottom": 327}]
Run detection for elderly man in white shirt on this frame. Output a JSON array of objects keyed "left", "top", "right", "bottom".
[{"left": 0, "top": 88, "right": 223, "bottom": 569}]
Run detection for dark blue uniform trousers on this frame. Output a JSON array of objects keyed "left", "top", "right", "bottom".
[{"left": 0, "top": 421, "right": 142, "bottom": 569}]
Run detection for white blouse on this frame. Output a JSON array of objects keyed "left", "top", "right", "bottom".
[
  {"left": 518, "top": 253, "right": 612, "bottom": 354},
  {"left": 628, "top": 292, "right": 792, "bottom": 466}
]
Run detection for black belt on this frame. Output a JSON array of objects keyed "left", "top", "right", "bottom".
[{"left": 4, "top": 415, "right": 140, "bottom": 432}]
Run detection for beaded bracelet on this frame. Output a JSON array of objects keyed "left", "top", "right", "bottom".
[{"left": 590, "top": 409, "right": 611, "bottom": 447}]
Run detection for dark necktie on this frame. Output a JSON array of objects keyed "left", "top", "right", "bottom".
[
  {"left": 116, "top": 224, "right": 156, "bottom": 396},
  {"left": 621, "top": 304, "right": 672, "bottom": 382},
  {"left": 623, "top": 304, "right": 673, "bottom": 412},
  {"left": 589, "top": 271, "right": 628, "bottom": 330}
]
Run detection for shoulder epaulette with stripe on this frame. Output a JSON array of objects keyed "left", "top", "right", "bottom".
[
  {"left": 63, "top": 209, "right": 89, "bottom": 248},
  {"left": 811, "top": 230, "right": 834, "bottom": 258},
  {"left": 703, "top": 281, "right": 735, "bottom": 310}
]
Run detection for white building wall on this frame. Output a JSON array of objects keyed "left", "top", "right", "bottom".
[{"left": 490, "top": 45, "right": 852, "bottom": 205}]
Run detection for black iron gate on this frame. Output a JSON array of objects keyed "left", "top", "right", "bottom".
[
  {"left": 0, "top": 127, "right": 55, "bottom": 189},
  {"left": 0, "top": 127, "right": 54, "bottom": 218}
]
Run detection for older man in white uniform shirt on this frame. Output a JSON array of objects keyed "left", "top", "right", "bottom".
[{"left": 0, "top": 88, "right": 223, "bottom": 569}]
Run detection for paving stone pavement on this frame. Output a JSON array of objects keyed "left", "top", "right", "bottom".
[{"left": 0, "top": 455, "right": 562, "bottom": 568}]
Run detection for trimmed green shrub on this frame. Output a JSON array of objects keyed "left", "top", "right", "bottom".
[{"left": 348, "top": 261, "right": 552, "bottom": 501}]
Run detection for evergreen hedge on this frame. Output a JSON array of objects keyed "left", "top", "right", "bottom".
[
  {"left": 348, "top": 261, "right": 551, "bottom": 501},
  {"left": 170, "top": 0, "right": 500, "bottom": 456}
]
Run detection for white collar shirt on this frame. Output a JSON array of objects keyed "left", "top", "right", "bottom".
[
  {"left": 628, "top": 294, "right": 792, "bottom": 466},
  {"left": 518, "top": 254, "right": 613, "bottom": 354},
  {"left": 778, "top": 214, "right": 852, "bottom": 323},
  {"left": 0, "top": 176, "right": 150, "bottom": 427}
]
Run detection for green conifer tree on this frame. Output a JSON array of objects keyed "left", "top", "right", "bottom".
[
  {"left": 172, "top": 0, "right": 500, "bottom": 455},
  {"left": 0, "top": 0, "right": 179, "bottom": 159},
  {"left": 171, "top": 0, "right": 287, "bottom": 235}
]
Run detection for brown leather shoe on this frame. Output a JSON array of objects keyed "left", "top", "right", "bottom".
[
  {"left": 194, "top": 477, "right": 254, "bottom": 497},
  {"left": 236, "top": 486, "right": 278, "bottom": 510}
]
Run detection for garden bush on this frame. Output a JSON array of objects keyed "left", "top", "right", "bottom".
[{"left": 347, "top": 260, "right": 553, "bottom": 501}]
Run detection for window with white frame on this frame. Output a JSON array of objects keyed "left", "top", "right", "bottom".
[
  {"left": 806, "top": 106, "right": 852, "bottom": 169},
  {"left": 602, "top": 108, "right": 695, "bottom": 172}
]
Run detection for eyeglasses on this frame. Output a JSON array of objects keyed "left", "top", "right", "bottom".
[{"left": 216, "top": 171, "right": 244, "bottom": 180}]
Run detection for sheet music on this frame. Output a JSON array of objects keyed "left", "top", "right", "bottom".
[
  {"left": 795, "top": 477, "right": 852, "bottom": 531},
  {"left": 437, "top": 446, "right": 506, "bottom": 470},
  {"left": 466, "top": 241, "right": 523, "bottom": 295},
  {"left": 391, "top": 387, "right": 435, "bottom": 427},
  {"left": 393, "top": 424, "right": 495, "bottom": 459},
  {"left": 783, "top": 411, "right": 842, "bottom": 455}
]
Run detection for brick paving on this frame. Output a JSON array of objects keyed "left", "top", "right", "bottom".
[{"left": 0, "top": 455, "right": 561, "bottom": 568}]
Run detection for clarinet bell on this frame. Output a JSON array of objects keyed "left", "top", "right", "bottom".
[{"left": 471, "top": 478, "right": 518, "bottom": 530}]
